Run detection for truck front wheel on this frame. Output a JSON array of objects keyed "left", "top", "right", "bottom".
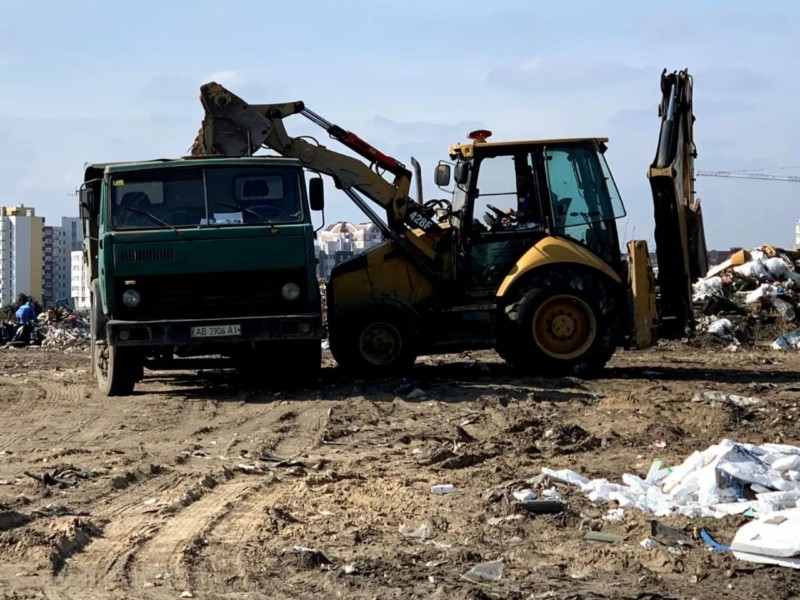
[
  {"left": 501, "top": 269, "right": 619, "bottom": 377},
  {"left": 91, "top": 280, "right": 139, "bottom": 396},
  {"left": 95, "top": 343, "right": 139, "bottom": 396}
]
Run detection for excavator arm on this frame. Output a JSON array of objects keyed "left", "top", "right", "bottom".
[
  {"left": 648, "top": 68, "right": 709, "bottom": 338},
  {"left": 191, "top": 82, "right": 441, "bottom": 237}
]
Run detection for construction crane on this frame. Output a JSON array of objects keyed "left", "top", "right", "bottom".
[{"left": 696, "top": 170, "right": 800, "bottom": 183}]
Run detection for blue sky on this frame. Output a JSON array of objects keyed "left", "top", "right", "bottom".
[{"left": 1, "top": 0, "right": 798, "bottom": 250}]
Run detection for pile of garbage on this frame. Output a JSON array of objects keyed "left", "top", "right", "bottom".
[
  {"left": 38, "top": 308, "right": 90, "bottom": 349},
  {"left": 692, "top": 245, "right": 800, "bottom": 347},
  {"left": 543, "top": 439, "right": 800, "bottom": 568}
]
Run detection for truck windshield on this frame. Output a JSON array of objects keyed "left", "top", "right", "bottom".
[{"left": 111, "top": 166, "right": 303, "bottom": 230}]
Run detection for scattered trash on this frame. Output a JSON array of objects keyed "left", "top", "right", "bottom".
[
  {"left": 545, "top": 439, "right": 800, "bottom": 568},
  {"left": 653, "top": 439, "right": 667, "bottom": 449},
  {"left": 23, "top": 467, "right": 93, "bottom": 487},
  {"left": 292, "top": 546, "right": 332, "bottom": 567},
  {"left": 699, "top": 529, "right": 730, "bottom": 553},
  {"left": 431, "top": 484, "right": 455, "bottom": 495},
  {"left": 772, "top": 328, "right": 800, "bottom": 350},
  {"left": 463, "top": 559, "right": 504, "bottom": 582},
  {"left": 731, "top": 509, "right": 800, "bottom": 568},
  {"left": 342, "top": 564, "right": 357, "bottom": 574},
  {"left": 584, "top": 531, "right": 624, "bottom": 543},
  {"left": 399, "top": 522, "right": 433, "bottom": 539},
  {"left": 691, "top": 391, "right": 761, "bottom": 408},
  {"left": 640, "top": 538, "right": 655, "bottom": 549},
  {"left": 706, "top": 318, "right": 735, "bottom": 341},
  {"left": 604, "top": 508, "right": 625, "bottom": 522},
  {"left": 651, "top": 521, "right": 694, "bottom": 547},
  {"left": 515, "top": 500, "right": 565, "bottom": 514},
  {"left": 512, "top": 489, "right": 537, "bottom": 502}
]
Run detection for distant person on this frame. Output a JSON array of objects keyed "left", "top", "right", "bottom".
[{"left": 13, "top": 295, "right": 37, "bottom": 344}]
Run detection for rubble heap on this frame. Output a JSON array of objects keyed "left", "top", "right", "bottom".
[
  {"left": 38, "top": 308, "right": 90, "bottom": 350},
  {"left": 692, "top": 245, "right": 800, "bottom": 347}
]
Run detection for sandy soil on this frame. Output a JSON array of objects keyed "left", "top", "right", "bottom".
[{"left": 1, "top": 339, "right": 800, "bottom": 600}]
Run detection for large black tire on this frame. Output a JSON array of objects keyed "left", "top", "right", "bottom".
[
  {"left": 329, "top": 305, "right": 418, "bottom": 377},
  {"left": 500, "top": 268, "right": 620, "bottom": 377},
  {"left": 96, "top": 343, "right": 139, "bottom": 396},
  {"left": 91, "top": 279, "right": 138, "bottom": 396}
]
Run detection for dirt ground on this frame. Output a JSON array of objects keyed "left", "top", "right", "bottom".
[{"left": 2, "top": 338, "right": 800, "bottom": 600}]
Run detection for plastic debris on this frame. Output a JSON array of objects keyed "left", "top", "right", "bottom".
[
  {"left": 699, "top": 529, "right": 730, "bottom": 553},
  {"left": 772, "top": 328, "right": 800, "bottom": 350},
  {"left": 706, "top": 318, "right": 735, "bottom": 341},
  {"left": 515, "top": 500, "right": 565, "bottom": 514},
  {"left": 512, "top": 489, "right": 537, "bottom": 502},
  {"left": 399, "top": 522, "right": 433, "bottom": 539},
  {"left": 584, "top": 531, "right": 624, "bottom": 543},
  {"left": 640, "top": 538, "right": 655, "bottom": 549},
  {"left": 691, "top": 391, "right": 761, "bottom": 408},
  {"left": 431, "top": 484, "right": 455, "bottom": 495},
  {"left": 463, "top": 559, "right": 504, "bottom": 582},
  {"left": 544, "top": 439, "right": 800, "bottom": 568}
]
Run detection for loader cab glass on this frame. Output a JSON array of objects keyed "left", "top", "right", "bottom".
[{"left": 544, "top": 143, "right": 626, "bottom": 264}]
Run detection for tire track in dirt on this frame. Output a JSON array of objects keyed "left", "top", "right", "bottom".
[
  {"left": 181, "top": 481, "right": 288, "bottom": 593},
  {"left": 0, "top": 378, "right": 48, "bottom": 450},
  {"left": 127, "top": 479, "right": 255, "bottom": 590},
  {"left": 58, "top": 470, "right": 198, "bottom": 589}
]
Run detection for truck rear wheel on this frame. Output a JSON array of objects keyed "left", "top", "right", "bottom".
[
  {"left": 502, "top": 269, "right": 619, "bottom": 377},
  {"left": 330, "top": 306, "right": 418, "bottom": 377}
]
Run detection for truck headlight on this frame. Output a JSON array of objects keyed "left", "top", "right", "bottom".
[
  {"left": 123, "top": 289, "right": 141, "bottom": 307},
  {"left": 281, "top": 283, "right": 300, "bottom": 301}
]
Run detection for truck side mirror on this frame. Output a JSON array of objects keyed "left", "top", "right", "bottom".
[
  {"left": 434, "top": 162, "right": 451, "bottom": 187},
  {"left": 309, "top": 177, "right": 324, "bottom": 211},
  {"left": 79, "top": 188, "right": 95, "bottom": 218}
]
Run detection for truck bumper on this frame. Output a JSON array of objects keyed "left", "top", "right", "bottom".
[{"left": 107, "top": 314, "right": 323, "bottom": 347}]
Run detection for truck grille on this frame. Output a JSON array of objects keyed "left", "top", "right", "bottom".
[
  {"left": 120, "top": 249, "right": 174, "bottom": 263},
  {"left": 114, "top": 269, "right": 309, "bottom": 320}
]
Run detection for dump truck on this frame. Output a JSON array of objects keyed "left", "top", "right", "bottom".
[
  {"left": 78, "top": 156, "right": 325, "bottom": 395},
  {"left": 191, "top": 68, "right": 706, "bottom": 377}
]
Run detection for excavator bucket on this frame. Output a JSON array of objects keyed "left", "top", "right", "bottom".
[
  {"left": 648, "top": 69, "right": 709, "bottom": 338},
  {"left": 191, "top": 82, "right": 272, "bottom": 157}
]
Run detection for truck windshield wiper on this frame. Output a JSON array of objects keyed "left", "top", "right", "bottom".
[{"left": 123, "top": 207, "right": 183, "bottom": 237}]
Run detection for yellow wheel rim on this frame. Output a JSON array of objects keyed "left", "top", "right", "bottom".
[{"left": 532, "top": 294, "right": 597, "bottom": 360}]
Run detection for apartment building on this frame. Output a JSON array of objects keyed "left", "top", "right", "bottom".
[
  {"left": 42, "top": 217, "right": 83, "bottom": 307},
  {"left": 70, "top": 250, "right": 90, "bottom": 310},
  {"left": 316, "top": 221, "right": 384, "bottom": 279},
  {"left": 0, "top": 205, "right": 44, "bottom": 306}
]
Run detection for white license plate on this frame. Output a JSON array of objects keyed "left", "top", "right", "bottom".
[{"left": 190, "top": 324, "right": 241, "bottom": 338}]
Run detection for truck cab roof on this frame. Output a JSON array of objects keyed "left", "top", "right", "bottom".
[{"left": 83, "top": 155, "right": 304, "bottom": 182}]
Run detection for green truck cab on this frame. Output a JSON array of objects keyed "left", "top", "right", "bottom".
[{"left": 78, "top": 156, "right": 324, "bottom": 396}]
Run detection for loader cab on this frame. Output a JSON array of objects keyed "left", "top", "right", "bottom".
[{"left": 446, "top": 135, "right": 627, "bottom": 289}]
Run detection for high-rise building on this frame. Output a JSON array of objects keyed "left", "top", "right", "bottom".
[
  {"left": 315, "top": 221, "right": 384, "bottom": 279},
  {"left": 42, "top": 217, "right": 83, "bottom": 307},
  {"left": 0, "top": 205, "right": 44, "bottom": 306},
  {"left": 71, "top": 250, "right": 90, "bottom": 310}
]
